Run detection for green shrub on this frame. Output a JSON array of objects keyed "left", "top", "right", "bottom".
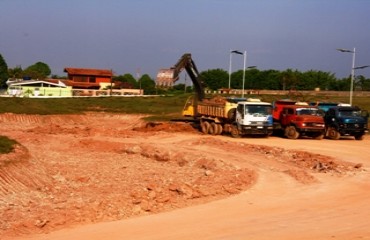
[{"left": 0, "top": 136, "right": 18, "bottom": 154}]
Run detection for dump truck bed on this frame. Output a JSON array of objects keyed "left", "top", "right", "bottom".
[{"left": 197, "top": 102, "right": 228, "bottom": 118}]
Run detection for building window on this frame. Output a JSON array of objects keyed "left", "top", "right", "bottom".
[
  {"left": 74, "top": 76, "right": 88, "bottom": 82},
  {"left": 90, "top": 77, "right": 96, "bottom": 83}
]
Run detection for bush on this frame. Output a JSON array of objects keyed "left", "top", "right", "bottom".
[{"left": 0, "top": 135, "right": 18, "bottom": 154}]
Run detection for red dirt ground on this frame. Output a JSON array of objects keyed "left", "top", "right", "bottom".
[{"left": 0, "top": 113, "right": 369, "bottom": 240}]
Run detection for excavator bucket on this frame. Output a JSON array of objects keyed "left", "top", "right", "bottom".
[{"left": 156, "top": 68, "right": 179, "bottom": 87}]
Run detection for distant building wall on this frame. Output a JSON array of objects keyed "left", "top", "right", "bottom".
[
  {"left": 64, "top": 68, "right": 113, "bottom": 89},
  {"left": 72, "top": 88, "right": 143, "bottom": 96},
  {"left": 8, "top": 86, "right": 73, "bottom": 97},
  {"left": 205, "top": 89, "right": 370, "bottom": 97}
]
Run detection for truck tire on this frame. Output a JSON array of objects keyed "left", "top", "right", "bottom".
[
  {"left": 223, "top": 124, "right": 231, "bottom": 133},
  {"left": 216, "top": 124, "right": 223, "bottom": 135},
  {"left": 314, "top": 133, "right": 324, "bottom": 140},
  {"left": 201, "top": 121, "right": 210, "bottom": 134},
  {"left": 227, "top": 108, "right": 236, "bottom": 120},
  {"left": 230, "top": 125, "right": 241, "bottom": 138},
  {"left": 285, "top": 126, "right": 299, "bottom": 139},
  {"left": 327, "top": 127, "right": 340, "bottom": 140},
  {"left": 354, "top": 134, "right": 364, "bottom": 140},
  {"left": 210, "top": 122, "right": 217, "bottom": 135}
]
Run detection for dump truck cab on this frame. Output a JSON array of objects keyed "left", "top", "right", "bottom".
[
  {"left": 234, "top": 99, "right": 273, "bottom": 136},
  {"left": 324, "top": 106, "right": 369, "bottom": 140},
  {"left": 280, "top": 105, "right": 325, "bottom": 139},
  {"left": 273, "top": 100, "right": 325, "bottom": 139}
]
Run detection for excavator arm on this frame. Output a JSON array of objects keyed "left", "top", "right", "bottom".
[{"left": 156, "top": 53, "right": 205, "bottom": 101}]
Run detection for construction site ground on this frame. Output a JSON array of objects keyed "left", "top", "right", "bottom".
[{"left": 0, "top": 113, "right": 369, "bottom": 240}]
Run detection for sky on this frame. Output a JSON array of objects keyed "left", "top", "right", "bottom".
[{"left": 1, "top": 0, "right": 370, "bottom": 81}]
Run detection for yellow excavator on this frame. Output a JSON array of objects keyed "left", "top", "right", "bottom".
[{"left": 156, "top": 53, "right": 273, "bottom": 137}]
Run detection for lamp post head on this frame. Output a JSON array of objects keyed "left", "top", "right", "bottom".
[
  {"left": 336, "top": 48, "right": 354, "bottom": 53},
  {"left": 353, "top": 65, "right": 370, "bottom": 70},
  {"left": 231, "top": 50, "right": 243, "bottom": 55}
]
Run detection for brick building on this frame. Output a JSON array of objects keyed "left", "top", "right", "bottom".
[{"left": 63, "top": 68, "right": 113, "bottom": 89}]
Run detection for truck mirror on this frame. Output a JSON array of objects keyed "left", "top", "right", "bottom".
[
  {"left": 317, "top": 109, "right": 325, "bottom": 117},
  {"left": 361, "top": 110, "right": 369, "bottom": 118}
]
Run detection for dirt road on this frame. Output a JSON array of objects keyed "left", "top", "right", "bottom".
[{"left": 1, "top": 113, "right": 369, "bottom": 240}]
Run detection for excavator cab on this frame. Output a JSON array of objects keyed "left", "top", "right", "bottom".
[{"left": 182, "top": 96, "right": 195, "bottom": 117}]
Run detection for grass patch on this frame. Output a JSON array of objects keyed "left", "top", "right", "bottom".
[
  {"left": 0, "top": 136, "right": 18, "bottom": 154},
  {"left": 0, "top": 93, "right": 369, "bottom": 121},
  {"left": 0, "top": 94, "right": 190, "bottom": 117}
]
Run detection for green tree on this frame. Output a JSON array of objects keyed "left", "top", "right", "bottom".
[
  {"left": 280, "top": 69, "right": 300, "bottom": 90},
  {"left": 139, "top": 74, "right": 156, "bottom": 94},
  {"left": 113, "top": 73, "right": 138, "bottom": 89},
  {"left": 330, "top": 77, "right": 350, "bottom": 91},
  {"left": 8, "top": 66, "right": 23, "bottom": 79},
  {"left": 298, "top": 70, "right": 336, "bottom": 90},
  {"left": 0, "top": 54, "right": 9, "bottom": 88},
  {"left": 355, "top": 75, "right": 370, "bottom": 91},
  {"left": 229, "top": 70, "right": 243, "bottom": 89},
  {"left": 123, "top": 73, "right": 138, "bottom": 88},
  {"left": 245, "top": 68, "right": 261, "bottom": 89},
  {"left": 257, "top": 70, "right": 281, "bottom": 90},
  {"left": 200, "top": 68, "right": 228, "bottom": 90},
  {"left": 23, "top": 62, "right": 51, "bottom": 79}
]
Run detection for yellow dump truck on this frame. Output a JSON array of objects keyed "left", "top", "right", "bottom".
[{"left": 184, "top": 96, "right": 273, "bottom": 137}]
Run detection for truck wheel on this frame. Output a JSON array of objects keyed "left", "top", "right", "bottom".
[
  {"left": 216, "top": 124, "right": 223, "bottom": 135},
  {"left": 227, "top": 108, "right": 236, "bottom": 120},
  {"left": 314, "top": 133, "right": 324, "bottom": 140},
  {"left": 210, "top": 122, "right": 217, "bottom": 135},
  {"left": 285, "top": 126, "right": 299, "bottom": 139},
  {"left": 327, "top": 127, "right": 340, "bottom": 140},
  {"left": 223, "top": 124, "right": 231, "bottom": 133},
  {"left": 354, "top": 134, "right": 364, "bottom": 140},
  {"left": 201, "top": 121, "right": 210, "bottom": 134},
  {"left": 230, "top": 125, "right": 241, "bottom": 138}
]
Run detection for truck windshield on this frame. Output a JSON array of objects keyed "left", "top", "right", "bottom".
[
  {"left": 338, "top": 110, "right": 361, "bottom": 117},
  {"left": 296, "top": 108, "right": 319, "bottom": 115},
  {"left": 246, "top": 105, "right": 272, "bottom": 117}
]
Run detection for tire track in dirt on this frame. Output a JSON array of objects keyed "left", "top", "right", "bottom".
[{"left": 0, "top": 144, "right": 50, "bottom": 196}]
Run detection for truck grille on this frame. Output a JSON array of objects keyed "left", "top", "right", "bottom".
[
  {"left": 305, "top": 122, "right": 324, "bottom": 127},
  {"left": 250, "top": 121, "right": 269, "bottom": 125},
  {"left": 343, "top": 123, "right": 364, "bottom": 129}
]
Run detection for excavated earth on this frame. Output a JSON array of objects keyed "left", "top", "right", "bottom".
[{"left": 0, "top": 113, "right": 369, "bottom": 240}]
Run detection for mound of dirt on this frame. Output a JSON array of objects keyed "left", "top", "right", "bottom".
[
  {"left": 134, "top": 121, "right": 199, "bottom": 133},
  {"left": 0, "top": 113, "right": 364, "bottom": 239}
]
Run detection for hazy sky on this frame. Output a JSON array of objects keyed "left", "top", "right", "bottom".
[{"left": 1, "top": 0, "right": 369, "bottom": 80}]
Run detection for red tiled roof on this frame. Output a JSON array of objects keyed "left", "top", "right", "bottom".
[
  {"left": 64, "top": 68, "right": 113, "bottom": 77},
  {"left": 47, "top": 79, "right": 102, "bottom": 89}
]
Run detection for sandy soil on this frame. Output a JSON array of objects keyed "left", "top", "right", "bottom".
[{"left": 0, "top": 113, "right": 369, "bottom": 240}]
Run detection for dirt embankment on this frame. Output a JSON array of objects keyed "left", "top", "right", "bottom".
[{"left": 0, "top": 114, "right": 363, "bottom": 239}]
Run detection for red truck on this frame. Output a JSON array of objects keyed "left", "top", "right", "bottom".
[{"left": 273, "top": 100, "right": 325, "bottom": 139}]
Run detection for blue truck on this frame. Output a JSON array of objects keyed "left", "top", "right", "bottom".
[{"left": 324, "top": 105, "right": 369, "bottom": 140}]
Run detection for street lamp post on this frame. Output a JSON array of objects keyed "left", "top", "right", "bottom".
[
  {"left": 337, "top": 48, "right": 370, "bottom": 105},
  {"left": 242, "top": 51, "right": 246, "bottom": 97},
  {"left": 228, "top": 50, "right": 243, "bottom": 89},
  {"left": 337, "top": 48, "right": 355, "bottom": 105}
]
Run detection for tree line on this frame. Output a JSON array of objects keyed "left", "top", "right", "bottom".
[
  {"left": 1, "top": 53, "right": 370, "bottom": 94},
  {"left": 200, "top": 68, "right": 370, "bottom": 91}
]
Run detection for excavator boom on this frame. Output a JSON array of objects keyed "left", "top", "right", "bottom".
[{"left": 156, "top": 53, "right": 205, "bottom": 101}]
